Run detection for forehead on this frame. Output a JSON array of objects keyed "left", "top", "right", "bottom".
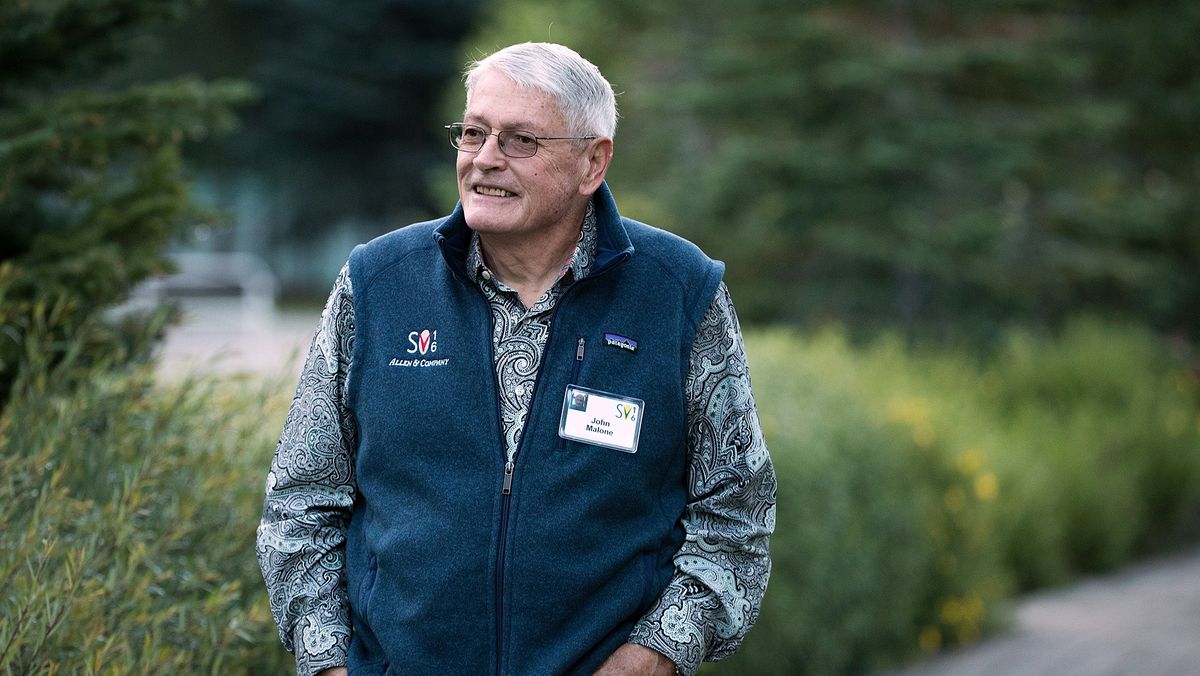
[{"left": 464, "top": 69, "right": 566, "bottom": 132}]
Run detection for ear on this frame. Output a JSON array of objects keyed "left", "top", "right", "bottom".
[{"left": 578, "top": 136, "right": 613, "bottom": 197}]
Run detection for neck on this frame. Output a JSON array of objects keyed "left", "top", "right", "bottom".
[{"left": 478, "top": 203, "right": 586, "bottom": 308}]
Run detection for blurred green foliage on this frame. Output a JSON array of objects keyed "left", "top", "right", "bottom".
[
  {"left": 459, "top": 0, "right": 1200, "bottom": 339},
  {"left": 3, "top": 321, "right": 1194, "bottom": 672},
  {"left": 713, "top": 330, "right": 1007, "bottom": 674},
  {"left": 708, "top": 321, "right": 1200, "bottom": 674},
  {"left": 0, "top": 0, "right": 253, "bottom": 408},
  {"left": 0, "top": 331, "right": 293, "bottom": 673}
]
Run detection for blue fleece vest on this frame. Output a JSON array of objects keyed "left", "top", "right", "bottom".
[{"left": 344, "top": 184, "right": 724, "bottom": 675}]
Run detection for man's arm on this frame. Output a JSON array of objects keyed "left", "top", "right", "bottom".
[
  {"left": 625, "top": 282, "right": 777, "bottom": 676},
  {"left": 256, "top": 265, "right": 357, "bottom": 676}
]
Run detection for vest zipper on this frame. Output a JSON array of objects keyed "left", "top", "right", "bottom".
[
  {"left": 494, "top": 483, "right": 513, "bottom": 675},
  {"left": 489, "top": 325, "right": 511, "bottom": 676},
  {"left": 491, "top": 265, "right": 620, "bottom": 675},
  {"left": 501, "top": 460, "right": 514, "bottom": 494}
]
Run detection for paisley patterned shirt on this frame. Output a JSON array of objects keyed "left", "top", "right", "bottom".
[
  {"left": 465, "top": 203, "right": 599, "bottom": 464},
  {"left": 256, "top": 203, "right": 776, "bottom": 676}
]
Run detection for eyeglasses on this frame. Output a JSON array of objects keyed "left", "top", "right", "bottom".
[{"left": 445, "top": 123, "right": 597, "bottom": 159}]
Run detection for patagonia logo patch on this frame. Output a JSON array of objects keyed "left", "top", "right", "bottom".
[{"left": 603, "top": 333, "right": 638, "bottom": 353}]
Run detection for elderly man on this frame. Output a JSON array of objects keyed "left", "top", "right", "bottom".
[{"left": 257, "top": 42, "right": 775, "bottom": 676}]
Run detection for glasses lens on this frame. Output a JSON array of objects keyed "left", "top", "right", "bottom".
[
  {"left": 498, "top": 130, "right": 538, "bottom": 158},
  {"left": 451, "top": 124, "right": 486, "bottom": 151}
]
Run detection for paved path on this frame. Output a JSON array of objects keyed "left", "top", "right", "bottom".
[
  {"left": 156, "top": 298, "right": 317, "bottom": 379},
  {"left": 895, "top": 547, "right": 1200, "bottom": 675}
]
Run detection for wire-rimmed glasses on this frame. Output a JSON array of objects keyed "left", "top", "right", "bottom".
[{"left": 446, "top": 123, "right": 597, "bottom": 158}]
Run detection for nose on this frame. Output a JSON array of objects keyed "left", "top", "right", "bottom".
[{"left": 472, "top": 132, "right": 507, "bottom": 171}]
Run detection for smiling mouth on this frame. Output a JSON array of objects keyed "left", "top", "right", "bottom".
[{"left": 475, "top": 186, "right": 516, "bottom": 197}]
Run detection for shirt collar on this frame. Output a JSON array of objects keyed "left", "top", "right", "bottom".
[{"left": 467, "top": 200, "right": 598, "bottom": 289}]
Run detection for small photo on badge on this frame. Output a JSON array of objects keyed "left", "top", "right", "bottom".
[{"left": 569, "top": 390, "right": 589, "bottom": 411}]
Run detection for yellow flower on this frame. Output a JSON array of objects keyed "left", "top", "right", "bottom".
[
  {"left": 965, "top": 593, "right": 985, "bottom": 622},
  {"left": 956, "top": 447, "right": 985, "bottom": 475},
  {"left": 918, "top": 626, "right": 942, "bottom": 653},
  {"left": 886, "top": 397, "right": 936, "bottom": 447},
  {"left": 886, "top": 397, "right": 930, "bottom": 425},
  {"left": 939, "top": 598, "right": 962, "bottom": 624},
  {"left": 974, "top": 472, "right": 999, "bottom": 501}
]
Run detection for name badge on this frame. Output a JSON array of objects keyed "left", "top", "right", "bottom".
[{"left": 558, "top": 385, "right": 645, "bottom": 454}]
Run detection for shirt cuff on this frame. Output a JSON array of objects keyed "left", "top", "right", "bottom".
[
  {"left": 292, "top": 612, "right": 351, "bottom": 676},
  {"left": 627, "top": 580, "right": 721, "bottom": 676}
]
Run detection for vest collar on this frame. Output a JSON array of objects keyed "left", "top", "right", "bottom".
[{"left": 433, "top": 181, "right": 634, "bottom": 282}]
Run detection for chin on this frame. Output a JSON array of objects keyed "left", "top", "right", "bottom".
[
  {"left": 463, "top": 213, "right": 514, "bottom": 234},
  {"left": 464, "top": 205, "right": 520, "bottom": 234}
]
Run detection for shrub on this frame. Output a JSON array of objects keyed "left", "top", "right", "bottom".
[
  {"left": 3, "top": 318, "right": 1194, "bottom": 673},
  {"left": 980, "top": 319, "right": 1200, "bottom": 586},
  {"left": 710, "top": 320, "right": 1200, "bottom": 673},
  {"left": 0, "top": 0, "right": 252, "bottom": 408},
  {"left": 0, "top": 335, "right": 292, "bottom": 673},
  {"left": 710, "top": 329, "right": 1008, "bottom": 675}
]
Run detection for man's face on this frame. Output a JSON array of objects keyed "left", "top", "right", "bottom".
[{"left": 456, "top": 69, "right": 591, "bottom": 240}]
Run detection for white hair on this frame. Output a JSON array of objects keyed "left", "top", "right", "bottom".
[{"left": 464, "top": 42, "right": 618, "bottom": 138}]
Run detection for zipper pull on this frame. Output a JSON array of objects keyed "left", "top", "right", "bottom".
[
  {"left": 502, "top": 460, "right": 514, "bottom": 495},
  {"left": 576, "top": 337, "right": 586, "bottom": 361}
]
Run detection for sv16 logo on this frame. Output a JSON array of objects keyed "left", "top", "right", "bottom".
[
  {"left": 407, "top": 329, "right": 437, "bottom": 355},
  {"left": 615, "top": 403, "right": 637, "bottom": 422}
]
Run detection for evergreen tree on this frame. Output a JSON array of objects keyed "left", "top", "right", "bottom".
[
  {"left": 147, "top": 0, "right": 481, "bottom": 257},
  {"left": 0, "top": 0, "right": 252, "bottom": 407},
  {"left": 462, "top": 0, "right": 1200, "bottom": 339},
  {"left": 1083, "top": 1, "right": 1200, "bottom": 336}
]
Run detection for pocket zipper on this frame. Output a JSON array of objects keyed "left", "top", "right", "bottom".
[{"left": 554, "top": 337, "right": 586, "bottom": 453}]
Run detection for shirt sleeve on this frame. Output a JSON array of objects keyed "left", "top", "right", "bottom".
[
  {"left": 256, "top": 263, "right": 357, "bottom": 676},
  {"left": 627, "top": 282, "right": 777, "bottom": 675}
]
